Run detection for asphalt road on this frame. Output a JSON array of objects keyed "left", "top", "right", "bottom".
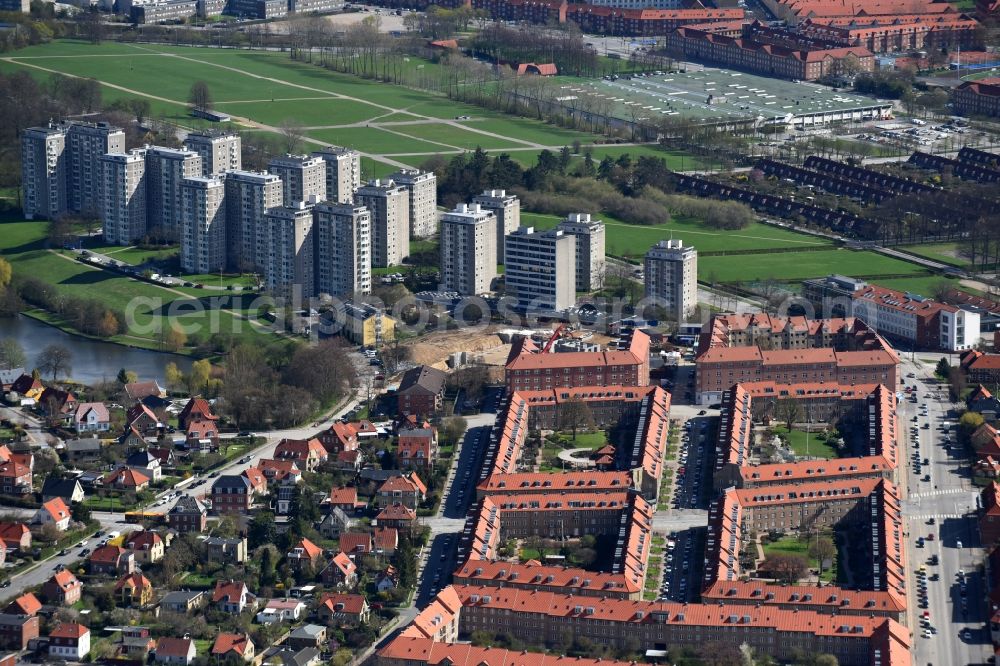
[
  {"left": 901, "top": 357, "right": 991, "bottom": 666},
  {"left": 0, "top": 512, "right": 142, "bottom": 605}
]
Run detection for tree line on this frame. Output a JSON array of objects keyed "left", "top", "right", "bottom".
[{"left": 426, "top": 147, "right": 754, "bottom": 233}]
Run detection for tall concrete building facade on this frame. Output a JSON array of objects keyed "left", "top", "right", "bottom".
[
  {"left": 504, "top": 227, "right": 576, "bottom": 312},
  {"left": 144, "top": 147, "right": 203, "bottom": 239},
  {"left": 314, "top": 202, "right": 372, "bottom": 298},
  {"left": 556, "top": 213, "right": 606, "bottom": 292},
  {"left": 312, "top": 146, "right": 361, "bottom": 204},
  {"left": 183, "top": 131, "right": 241, "bottom": 176},
  {"left": 98, "top": 149, "right": 148, "bottom": 245},
  {"left": 355, "top": 179, "right": 410, "bottom": 268},
  {"left": 644, "top": 239, "right": 698, "bottom": 321},
  {"left": 66, "top": 121, "right": 125, "bottom": 216},
  {"left": 225, "top": 170, "right": 283, "bottom": 273},
  {"left": 439, "top": 203, "right": 497, "bottom": 296},
  {"left": 472, "top": 189, "right": 520, "bottom": 263},
  {"left": 389, "top": 168, "right": 437, "bottom": 238},
  {"left": 180, "top": 176, "right": 227, "bottom": 274},
  {"left": 21, "top": 125, "right": 68, "bottom": 221},
  {"left": 260, "top": 204, "right": 315, "bottom": 298},
  {"left": 268, "top": 154, "right": 326, "bottom": 207},
  {"left": 22, "top": 121, "right": 125, "bottom": 221}
]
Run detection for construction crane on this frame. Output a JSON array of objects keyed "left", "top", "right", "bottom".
[{"left": 541, "top": 324, "right": 567, "bottom": 353}]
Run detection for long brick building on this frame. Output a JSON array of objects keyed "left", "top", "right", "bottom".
[
  {"left": 694, "top": 314, "right": 899, "bottom": 405},
  {"left": 505, "top": 330, "right": 650, "bottom": 393}
]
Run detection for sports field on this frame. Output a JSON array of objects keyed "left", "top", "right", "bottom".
[
  {"left": 699, "top": 248, "right": 927, "bottom": 284},
  {"left": 1, "top": 40, "right": 689, "bottom": 177}
]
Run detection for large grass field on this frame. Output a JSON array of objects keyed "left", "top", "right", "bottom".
[
  {"left": 2, "top": 40, "right": 682, "bottom": 169},
  {"left": 0, "top": 218, "right": 277, "bottom": 355},
  {"left": 699, "top": 248, "right": 928, "bottom": 284},
  {"left": 520, "top": 212, "right": 832, "bottom": 259}
]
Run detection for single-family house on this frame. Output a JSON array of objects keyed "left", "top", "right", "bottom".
[
  {"left": 397, "top": 422, "right": 437, "bottom": 471},
  {"left": 148, "top": 446, "right": 175, "bottom": 467},
  {"left": 88, "top": 545, "right": 135, "bottom": 576},
  {"left": 178, "top": 397, "right": 217, "bottom": 430},
  {"left": 969, "top": 384, "right": 1000, "bottom": 420},
  {"left": 41, "top": 477, "right": 84, "bottom": 504},
  {"left": 118, "top": 626, "right": 155, "bottom": 659},
  {"left": 211, "top": 633, "right": 254, "bottom": 662},
  {"left": 114, "top": 572, "right": 154, "bottom": 607},
  {"left": 255, "top": 599, "right": 306, "bottom": 624},
  {"left": 73, "top": 402, "right": 110, "bottom": 433},
  {"left": 168, "top": 496, "right": 208, "bottom": 533},
  {"left": 0, "top": 613, "right": 39, "bottom": 650},
  {"left": 212, "top": 580, "right": 254, "bottom": 614},
  {"left": 103, "top": 467, "right": 151, "bottom": 491},
  {"left": 317, "top": 593, "right": 370, "bottom": 626},
  {"left": 337, "top": 532, "right": 372, "bottom": 557},
  {"left": 124, "top": 380, "right": 165, "bottom": 405},
  {"left": 324, "top": 487, "right": 362, "bottom": 514},
  {"left": 376, "top": 473, "right": 426, "bottom": 510},
  {"left": 317, "top": 508, "right": 350, "bottom": 539},
  {"left": 242, "top": 467, "right": 268, "bottom": 495},
  {"left": 41, "top": 570, "right": 82, "bottom": 606},
  {"left": 126, "top": 403, "right": 160, "bottom": 436},
  {"left": 333, "top": 449, "right": 362, "bottom": 472},
  {"left": 125, "top": 450, "right": 162, "bottom": 482},
  {"left": 205, "top": 536, "right": 248, "bottom": 563},
  {"left": 0, "top": 523, "right": 30, "bottom": 554},
  {"left": 119, "top": 426, "right": 147, "bottom": 451},
  {"left": 373, "top": 527, "right": 399, "bottom": 556},
  {"left": 0, "top": 461, "right": 31, "bottom": 496},
  {"left": 185, "top": 418, "right": 219, "bottom": 452},
  {"left": 286, "top": 624, "right": 327, "bottom": 651},
  {"left": 257, "top": 459, "right": 302, "bottom": 514},
  {"left": 8, "top": 373, "right": 42, "bottom": 401},
  {"left": 125, "top": 530, "right": 164, "bottom": 564},
  {"left": 154, "top": 637, "right": 196, "bottom": 665},
  {"left": 274, "top": 438, "right": 327, "bottom": 472},
  {"left": 286, "top": 538, "right": 323, "bottom": 571},
  {"left": 48, "top": 623, "right": 90, "bottom": 661},
  {"left": 397, "top": 365, "right": 446, "bottom": 417},
  {"left": 375, "top": 503, "right": 417, "bottom": 533},
  {"left": 211, "top": 475, "right": 254, "bottom": 514},
  {"left": 0, "top": 368, "right": 23, "bottom": 392},
  {"left": 4, "top": 593, "right": 41, "bottom": 617},
  {"left": 63, "top": 437, "right": 102, "bottom": 463},
  {"left": 317, "top": 422, "right": 360, "bottom": 456},
  {"left": 322, "top": 551, "right": 357, "bottom": 588},
  {"left": 159, "top": 590, "right": 205, "bottom": 614},
  {"left": 39, "top": 388, "right": 76, "bottom": 425},
  {"left": 34, "top": 497, "right": 71, "bottom": 531},
  {"left": 376, "top": 564, "right": 399, "bottom": 592}
]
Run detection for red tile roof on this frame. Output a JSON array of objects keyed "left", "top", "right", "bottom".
[
  {"left": 319, "top": 592, "right": 367, "bottom": 615},
  {"left": 6, "top": 592, "right": 42, "bottom": 616},
  {"left": 155, "top": 637, "right": 194, "bottom": 659},
  {"left": 212, "top": 580, "right": 248, "bottom": 604},
  {"left": 49, "top": 623, "right": 89, "bottom": 639},
  {"left": 211, "top": 633, "right": 252, "bottom": 656},
  {"left": 339, "top": 532, "right": 373, "bottom": 554}
]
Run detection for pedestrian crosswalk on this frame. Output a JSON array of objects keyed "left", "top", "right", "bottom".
[
  {"left": 905, "top": 513, "right": 965, "bottom": 521},
  {"left": 909, "top": 488, "right": 970, "bottom": 499}
]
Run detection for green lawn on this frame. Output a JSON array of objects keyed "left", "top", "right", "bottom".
[
  {"left": 5, "top": 40, "right": 704, "bottom": 173},
  {"left": 774, "top": 426, "right": 838, "bottom": 460},
  {"left": 897, "top": 242, "right": 967, "bottom": 268},
  {"left": 869, "top": 275, "right": 967, "bottom": 296},
  {"left": 520, "top": 212, "right": 831, "bottom": 259},
  {"left": 216, "top": 97, "right": 396, "bottom": 127},
  {"left": 0, "top": 218, "right": 278, "bottom": 354},
  {"left": 388, "top": 122, "right": 527, "bottom": 151},
  {"left": 308, "top": 127, "right": 451, "bottom": 154},
  {"left": 699, "top": 248, "right": 928, "bottom": 284},
  {"left": 762, "top": 534, "right": 836, "bottom": 583},
  {"left": 92, "top": 244, "right": 179, "bottom": 266},
  {"left": 576, "top": 144, "right": 704, "bottom": 170}
]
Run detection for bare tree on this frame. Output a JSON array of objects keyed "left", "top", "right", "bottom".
[
  {"left": 188, "top": 81, "right": 213, "bottom": 112},
  {"left": 558, "top": 397, "right": 596, "bottom": 441},
  {"left": 36, "top": 344, "right": 72, "bottom": 382},
  {"left": 278, "top": 118, "right": 306, "bottom": 155}
]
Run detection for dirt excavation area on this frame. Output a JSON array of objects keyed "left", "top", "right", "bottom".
[{"left": 402, "top": 328, "right": 510, "bottom": 370}]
